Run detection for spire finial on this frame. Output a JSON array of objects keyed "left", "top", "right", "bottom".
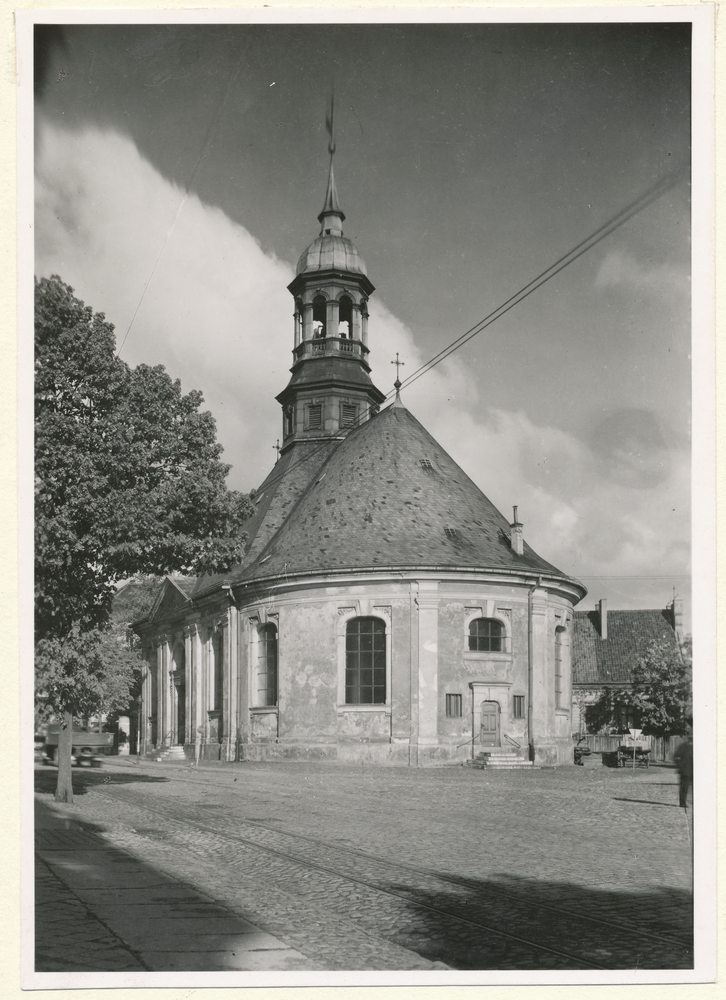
[
  {"left": 326, "top": 91, "right": 336, "bottom": 157},
  {"left": 391, "top": 353, "right": 405, "bottom": 404},
  {"left": 318, "top": 92, "right": 345, "bottom": 233}
]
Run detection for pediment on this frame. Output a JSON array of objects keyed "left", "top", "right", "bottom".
[{"left": 148, "top": 577, "right": 195, "bottom": 621}]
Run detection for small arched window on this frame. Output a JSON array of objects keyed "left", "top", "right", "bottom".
[
  {"left": 338, "top": 296, "right": 353, "bottom": 338},
  {"left": 312, "top": 295, "right": 326, "bottom": 338},
  {"left": 469, "top": 618, "right": 504, "bottom": 652},
  {"left": 346, "top": 617, "right": 386, "bottom": 704},
  {"left": 257, "top": 624, "right": 278, "bottom": 707}
]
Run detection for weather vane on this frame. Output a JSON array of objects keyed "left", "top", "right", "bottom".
[
  {"left": 325, "top": 91, "right": 336, "bottom": 156},
  {"left": 273, "top": 439, "right": 281, "bottom": 462}
]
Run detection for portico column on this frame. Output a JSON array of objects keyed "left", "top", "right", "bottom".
[
  {"left": 154, "top": 637, "right": 166, "bottom": 748},
  {"left": 415, "top": 581, "right": 439, "bottom": 748},
  {"left": 183, "top": 624, "right": 195, "bottom": 746},
  {"left": 226, "top": 607, "right": 239, "bottom": 762}
]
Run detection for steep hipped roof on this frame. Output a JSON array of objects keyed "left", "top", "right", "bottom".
[
  {"left": 572, "top": 608, "right": 679, "bottom": 685},
  {"left": 277, "top": 355, "right": 383, "bottom": 400},
  {"left": 192, "top": 439, "right": 339, "bottom": 599},
  {"left": 228, "top": 403, "right": 580, "bottom": 586}
]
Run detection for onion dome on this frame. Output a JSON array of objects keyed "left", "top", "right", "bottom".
[
  {"left": 295, "top": 153, "right": 367, "bottom": 276},
  {"left": 295, "top": 234, "right": 367, "bottom": 276}
]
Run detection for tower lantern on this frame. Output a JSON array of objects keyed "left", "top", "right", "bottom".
[{"left": 277, "top": 140, "right": 385, "bottom": 453}]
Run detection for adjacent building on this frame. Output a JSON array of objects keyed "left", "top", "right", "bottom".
[{"left": 571, "top": 597, "right": 684, "bottom": 734}]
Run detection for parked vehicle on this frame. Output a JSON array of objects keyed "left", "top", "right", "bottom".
[
  {"left": 42, "top": 724, "right": 114, "bottom": 766},
  {"left": 573, "top": 734, "right": 592, "bottom": 766}
]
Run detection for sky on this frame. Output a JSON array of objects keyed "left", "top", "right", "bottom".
[{"left": 32, "top": 17, "right": 693, "bottom": 622}]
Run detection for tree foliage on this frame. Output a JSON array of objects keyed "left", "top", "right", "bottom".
[
  {"left": 35, "top": 625, "right": 141, "bottom": 724},
  {"left": 35, "top": 275, "right": 253, "bottom": 642},
  {"left": 585, "top": 637, "right": 692, "bottom": 737}
]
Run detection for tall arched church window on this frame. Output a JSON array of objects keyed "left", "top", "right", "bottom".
[
  {"left": 345, "top": 617, "right": 386, "bottom": 704},
  {"left": 312, "top": 295, "right": 326, "bottom": 337},
  {"left": 257, "top": 624, "right": 278, "bottom": 707},
  {"left": 555, "top": 626, "right": 565, "bottom": 710},
  {"left": 338, "top": 296, "right": 353, "bottom": 338},
  {"left": 468, "top": 618, "right": 504, "bottom": 652}
]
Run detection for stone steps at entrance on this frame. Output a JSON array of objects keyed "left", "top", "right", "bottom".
[
  {"left": 148, "top": 745, "right": 188, "bottom": 762},
  {"left": 465, "top": 748, "right": 537, "bottom": 770}
]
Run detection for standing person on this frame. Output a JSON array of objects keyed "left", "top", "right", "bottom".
[{"left": 673, "top": 736, "right": 693, "bottom": 809}]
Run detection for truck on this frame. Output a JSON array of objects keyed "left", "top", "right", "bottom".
[{"left": 42, "top": 723, "right": 114, "bottom": 766}]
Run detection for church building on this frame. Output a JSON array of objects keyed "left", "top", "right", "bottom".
[{"left": 135, "top": 153, "right": 587, "bottom": 767}]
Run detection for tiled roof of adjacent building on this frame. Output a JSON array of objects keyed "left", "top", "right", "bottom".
[
  {"left": 193, "top": 403, "right": 583, "bottom": 596},
  {"left": 572, "top": 608, "right": 679, "bottom": 685}
]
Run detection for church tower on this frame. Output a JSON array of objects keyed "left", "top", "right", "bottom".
[{"left": 277, "top": 152, "right": 386, "bottom": 454}]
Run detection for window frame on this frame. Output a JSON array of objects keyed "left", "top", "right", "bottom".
[
  {"left": 446, "top": 693, "right": 463, "bottom": 718},
  {"left": 468, "top": 617, "right": 506, "bottom": 653},
  {"left": 256, "top": 623, "right": 278, "bottom": 708},
  {"left": 337, "top": 608, "right": 392, "bottom": 714}
]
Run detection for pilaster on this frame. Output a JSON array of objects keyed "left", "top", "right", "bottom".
[{"left": 416, "top": 581, "right": 439, "bottom": 745}]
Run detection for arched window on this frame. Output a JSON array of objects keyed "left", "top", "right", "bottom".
[
  {"left": 338, "top": 295, "right": 353, "bottom": 338},
  {"left": 257, "top": 624, "right": 278, "bottom": 707},
  {"left": 345, "top": 617, "right": 386, "bottom": 704},
  {"left": 554, "top": 626, "right": 564, "bottom": 710},
  {"left": 312, "top": 295, "right": 326, "bottom": 338},
  {"left": 468, "top": 618, "right": 504, "bottom": 652}
]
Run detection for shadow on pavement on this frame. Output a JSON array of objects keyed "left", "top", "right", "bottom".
[
  {"left": 375, "top": 869, "right": 693, "bottom": 971},
  {"left": 611, "top": 796, "right": 680, "bottom": 808},
  {"left": 35, "top": 798, "right": 297, "bottom": 973},
  {"left": 35, "top": 766, "right": 169, "bottom": 797}
]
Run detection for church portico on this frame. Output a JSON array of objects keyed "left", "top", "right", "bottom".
[{"left": 135, "top": 143, "right": 586, "bottom": 767}]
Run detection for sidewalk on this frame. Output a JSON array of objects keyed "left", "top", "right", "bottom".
[{"left": 35, "top": 797, "right": 316, "bottom": 972}]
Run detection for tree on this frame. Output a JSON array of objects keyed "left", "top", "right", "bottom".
[
  {"left": 35, "top": 276, "right": 253, "bottom": 800},
  {"left": 35, "top": 626, "right": 142, "bottom": 799},
  {"left": 585, "top": 637, "right": 692, "bottom": 738}
]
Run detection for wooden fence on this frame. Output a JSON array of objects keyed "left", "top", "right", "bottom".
[{"left": 580, "top": 733, "right": 688, "bottom": 761}]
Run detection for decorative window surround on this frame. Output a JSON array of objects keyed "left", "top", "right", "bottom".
[
  {"left": 337, "top": 704, "right": 392, "bottom": 714},
  {"left": 336, "top": 606, "right": 392, "bottom": 709}
]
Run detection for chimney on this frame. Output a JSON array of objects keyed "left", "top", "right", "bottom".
[
  {"left": 510, "top": 506, "right": 524, "bottom": 556},
  {"left": 599, "top": 598, "right": 608, "bottom": 640},
  {"left": 671, "top": 593, "right": 685, "bottom": 645}
]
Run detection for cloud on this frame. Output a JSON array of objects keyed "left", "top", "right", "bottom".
[
  {"left": 35, "top": 122, "right": 690, "bottom": 612},
  {"left": 595, "top": 248, "right": 689, "bottom": 298}
]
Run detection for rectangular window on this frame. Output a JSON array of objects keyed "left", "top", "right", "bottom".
[
  {"left": 446, "top": 694, "right": 462, "bottom": 717},
  {"left": 341, "top": 403, "right": 357, "bottom": 427},
  {"left": 513, "top": 695, "right": 525, "bottom": 719},
  {"left": 307, "top": 404, "right": 322, "bottom": 429},
  {"left": 345, "top": 617, "right": 386, "bottom": 704}
]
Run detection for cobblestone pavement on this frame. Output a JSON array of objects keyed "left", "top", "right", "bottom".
[{"left": 34, "top": 758, "right": 693, "bottom": 973}]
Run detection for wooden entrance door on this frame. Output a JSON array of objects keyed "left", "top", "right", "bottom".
[
  {"left": 480, "top": 701, "right": 500, "bottom": 747},
  {"left": 174, "top": 679, "right": 185, "bottom": 745}
]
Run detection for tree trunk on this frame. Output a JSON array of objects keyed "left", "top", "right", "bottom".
[{"left": 55, "top": 711, "right": 74, "bottom": 804}]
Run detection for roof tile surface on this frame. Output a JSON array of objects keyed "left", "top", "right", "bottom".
[
  {"left": 572, "top": 608, "right": 679, "bottom": 685},
  {"left": 236, "top": 404, "right": 572, "bottom": 583}
]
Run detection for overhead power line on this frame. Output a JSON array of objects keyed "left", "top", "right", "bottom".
[
  {"left": 384, "top": 162, "right": 689, "bottom": 401},
  {"left": 248, "top": 162, "right": 688, "bottom": 500}
]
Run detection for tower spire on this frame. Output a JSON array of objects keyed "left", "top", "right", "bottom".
[{"left": 318, "top": 93, "right": 345, "bottom": 235}]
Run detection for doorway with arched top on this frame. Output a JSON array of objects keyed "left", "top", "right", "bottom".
[{"left": 480, "top": 701, "right": 501, "bottom": 747}]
